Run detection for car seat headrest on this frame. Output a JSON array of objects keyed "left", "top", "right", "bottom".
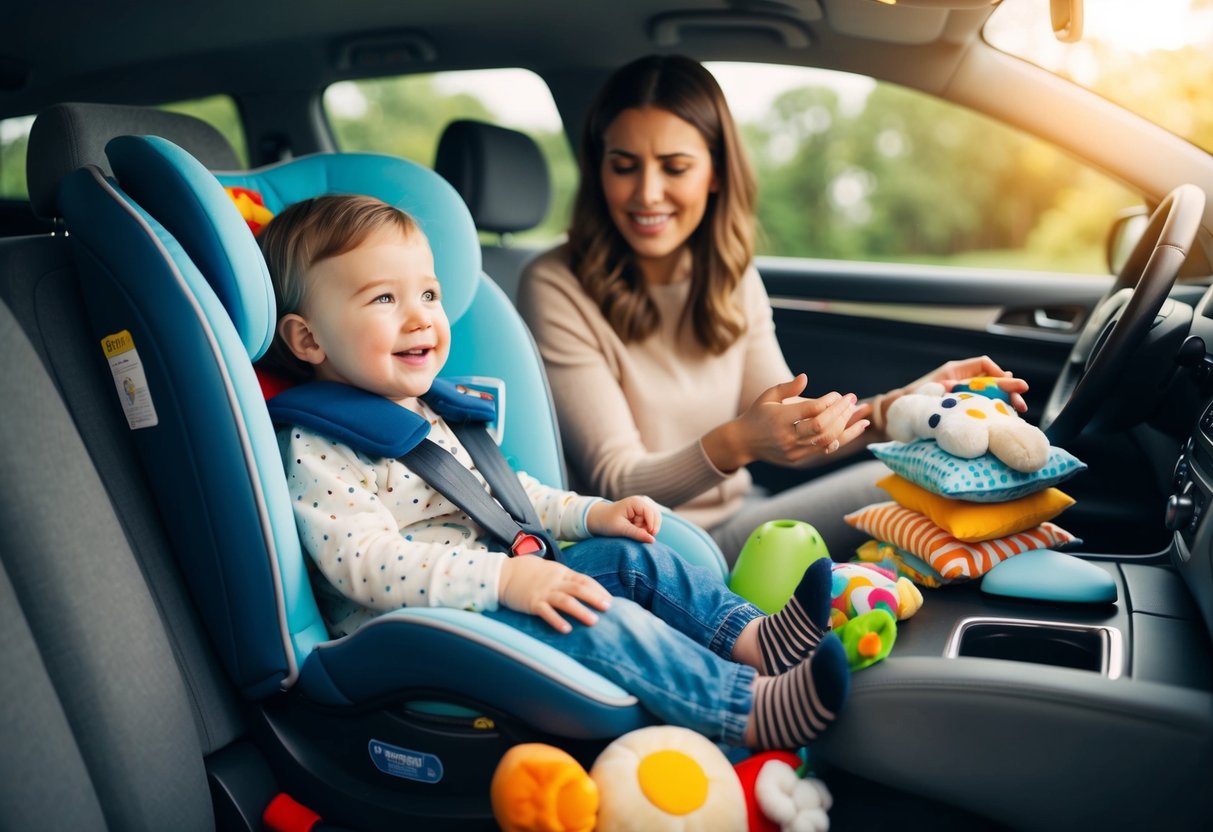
[
  {"left": 106, "top": 136, "right": 482, "bottom": 337},
  {"left": 434, "top": 119, "right": 551, "bottom": 234},
  {"left": 27, "top": 102, "right": 241, "bottom": 221},
  {"left": 106, "top": 135, "right": 275, "bottom": 359}
]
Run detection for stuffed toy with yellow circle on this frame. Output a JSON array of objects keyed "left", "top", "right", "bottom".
[{"left": 490, "top": 725, "right": 831, "bottom": 832}]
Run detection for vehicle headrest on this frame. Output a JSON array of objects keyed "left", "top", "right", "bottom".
[
  {"left": 27, "top": 102, "right": 241, "bottom": 220},
  {"left": 434, "top": 119, "right": 551, "bottom": 234},
  {"left": 105, "top": 136, "right": 482, "bottom": 343}
]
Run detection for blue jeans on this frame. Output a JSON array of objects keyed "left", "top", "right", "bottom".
[{"left": 484, "top": 537, "right": 762, "bottom": 745}]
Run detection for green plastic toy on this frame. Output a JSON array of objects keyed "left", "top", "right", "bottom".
[{"left": 728, "top": 520, "right": 830, "bottom": 613}]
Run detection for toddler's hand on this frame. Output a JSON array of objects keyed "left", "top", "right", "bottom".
[
  {"left": 498, "top": 556, "right": 612, "bottom": 633},
  {"left": 587, "top": 496, "right": 661, "bottom": 543}
]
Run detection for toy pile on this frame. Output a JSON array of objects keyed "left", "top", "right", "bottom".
[
  {"left": 729, "top": 519, "right": 921, "bottom": 671},
  {"left": 491, "top": 725, "right": 833, "bottom": 832},
  {"left": 847, "top": 378, "right": 1085, "bottom": 586}
]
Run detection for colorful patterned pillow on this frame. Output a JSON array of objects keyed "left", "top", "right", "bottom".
[
  {"left": 844, "top": 501, "right": 1079, "bottom": 581},
  {"left": 876, "top": 473, "right": 1074, "bottom": 542},
  {"left": 869, "top": 440, "right": 1085, "bottom": 502},
  {"left": 854, "top": 539, "right": 948, "bottom": 588}
]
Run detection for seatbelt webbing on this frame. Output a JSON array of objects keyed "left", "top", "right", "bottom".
[{"left": 402, "top": 435, "right": 558, "bottom": 558}]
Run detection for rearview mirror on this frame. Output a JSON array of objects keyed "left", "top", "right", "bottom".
[
  {"left": 1051, "top": 0, "right": 1083, "bottom": 42},
  {"left": 1106, "top": 208, "right": 1149, "bottom": 275}
]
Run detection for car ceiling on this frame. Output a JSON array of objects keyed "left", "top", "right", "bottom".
[{"left": 2, "top": 0, "right": 1001, "bottom": 119}]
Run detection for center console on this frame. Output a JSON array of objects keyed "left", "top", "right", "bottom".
[{"left": 814, "top": 552, "right": 1213, "bottom": 831}]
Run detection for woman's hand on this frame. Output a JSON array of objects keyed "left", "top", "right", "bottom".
[
  {"left": 587, "top": 495, "right": 662, "bottom": 543},
  {"left": 912, "top": 355, "right": 1029, "bottom": 412},
  {"left": 868, "top": 356, "right": 1029, "bottom": 437},
  {"left": 498, "top": 556, "right": 612, "bottom": 633},
  {"left": 704, "top": 373, "right": 871, "bottom": 471}
]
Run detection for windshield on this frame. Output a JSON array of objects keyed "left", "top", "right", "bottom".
[{"left": 985, "top": 0, "right": 1213, "bottom": 152}]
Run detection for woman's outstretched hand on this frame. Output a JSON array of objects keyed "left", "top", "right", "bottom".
[
  {"left": 703, "top": 373, "right": 871, "bottom": 472},
  {"left": 913, "top": 356, "right": 1029, "bottom": 412}
]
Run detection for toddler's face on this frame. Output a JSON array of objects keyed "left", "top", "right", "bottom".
[{"left": 300, "top": 226, "right": 450, "bottom": 403}]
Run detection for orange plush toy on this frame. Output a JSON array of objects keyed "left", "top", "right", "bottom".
[{"left": 223, "top": 186, "right": 274, "bottom": 235}]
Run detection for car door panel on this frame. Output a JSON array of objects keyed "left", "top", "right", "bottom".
[{"left": 757, "top": 257, "right": 1112, "bottom": 411}]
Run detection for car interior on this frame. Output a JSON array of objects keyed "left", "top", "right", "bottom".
[{"left": 2, "top": 1, "right": 1212, "bottom": 831}]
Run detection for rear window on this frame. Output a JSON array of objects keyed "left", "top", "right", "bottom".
[
  {"left": 323, "top": 68, "right": 575, "bottom": 244},
  {"left": 0, "top": 95, "right": 247, "bottom": 200}
]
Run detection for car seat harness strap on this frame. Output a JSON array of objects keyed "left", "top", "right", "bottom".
[{"left": 267, "top": 379, "right": 557, "bottom": 558}]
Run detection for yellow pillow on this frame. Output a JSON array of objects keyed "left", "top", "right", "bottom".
[{"left": 877, "top": 474, "right": 1074, "bottom": 542}]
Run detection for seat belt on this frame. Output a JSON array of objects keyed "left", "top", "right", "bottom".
[
  {"left": 266, "top": 379, "right": 558, "bottom": 559},
  {"left": 402, "top": 435, "right": 558, "bottom": 559}
]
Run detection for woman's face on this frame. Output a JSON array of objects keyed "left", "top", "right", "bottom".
[{"left": 600, "top": 106, "right": 717, "bottom": 281}]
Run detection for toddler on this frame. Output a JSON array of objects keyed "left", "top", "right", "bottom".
[{"left": 258, "top": 194, "right": 849, "bottom": 749}]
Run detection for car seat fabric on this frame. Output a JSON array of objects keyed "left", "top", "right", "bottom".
[
  {"left": 0, "top": 297, "right": 215, "bottom": 830},
  {"left": 434, "top": 119, "right": 552, "bottom": 302},
  {"left": 435, "top": 119, "right": 551, "bottom": 234},
  {"left": 27, "top": 102, "right": 241, "bottom": 221},
  {"left": 56, "top": 133, "right": 692, "bottom": 737},
  {"left": 13, "top": 110, "right": 249, "bottom": 756}
]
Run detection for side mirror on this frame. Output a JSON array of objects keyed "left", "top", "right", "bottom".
[{"left": 1106, "top": 208, "right": 1150, "bottom": 275}]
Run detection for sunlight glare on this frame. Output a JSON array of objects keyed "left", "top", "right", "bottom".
[{"left": 1084, "top": 0, "right": 1210, "bottom": 52}]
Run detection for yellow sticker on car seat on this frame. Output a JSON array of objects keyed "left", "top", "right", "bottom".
[{"left": 101, "top": 329, "right": 159, "bottom": 430}]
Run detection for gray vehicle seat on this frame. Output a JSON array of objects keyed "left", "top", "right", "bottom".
[
  {"left": 0, "top": 296, "right": 216, "bottom": 830},
  {"left": 434, "top": 119, "right": 551, "bottom": 302},
  {"left": 0, "top": 102, "right": 275, "bottom": 830}
]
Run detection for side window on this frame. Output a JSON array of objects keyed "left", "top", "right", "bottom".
[
  {"left": 161, "top": 96, "right": 249, "bottom": 168},
  {"left": 707, "top": 63, "right": 1138, "bottom": 274},
  {"left": 0, "top": 115, "right": 33, "bottom": 199},
  {"left": 0, "top": 95, "right": 247, "bottom": 201},
  {"left": 323, "top": 69, "right": 574, "bottom": 244}
]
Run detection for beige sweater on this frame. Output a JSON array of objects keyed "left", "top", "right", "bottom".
[{"left": 518, "top": 245, "right": 791, "bottom": 529}]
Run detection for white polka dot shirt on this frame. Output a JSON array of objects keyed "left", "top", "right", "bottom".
[{"left": 281, "top": 400, "right": 600, "bottom": 636}]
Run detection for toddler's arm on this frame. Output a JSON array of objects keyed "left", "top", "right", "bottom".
[
  {"left": 498, "top": 555, "right": 612, "bottom": 633},
  {"left": 586, "top": 495, "right": 661, "bottom": 542}
]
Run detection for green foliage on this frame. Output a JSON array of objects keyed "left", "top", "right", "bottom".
[
  {"left": 161, "top": 96, "right": 249, "bottom": 167},
  {"left": 747, "top": 80, "right": 1135, "bottom": 271},
  {"left": 327, "top": 75, "right": 576, "bottom": 243}
]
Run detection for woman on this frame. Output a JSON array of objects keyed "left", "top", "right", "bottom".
[{"left": 518, "top": 54, "right": 1026, "bottom": 565}]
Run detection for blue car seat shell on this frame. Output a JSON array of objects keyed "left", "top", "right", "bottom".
[{"left": 61, "top": 133, "right": 724, "bottom": 736}]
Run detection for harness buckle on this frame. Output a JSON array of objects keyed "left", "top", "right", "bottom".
[{"left": 510, "top": 531, "right": 547, "bottom": 557}]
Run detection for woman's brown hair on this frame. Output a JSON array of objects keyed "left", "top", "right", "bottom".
[
  {"left": 257, "top": 194, "right": 420, "bottom": 381},
  {"left": 568, "top": 54, "right": 756, "bottom": 354}
]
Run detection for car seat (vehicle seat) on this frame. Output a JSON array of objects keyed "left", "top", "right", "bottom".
[
  {"left": 45, "top": 110, "right": 726, "bottom": 827},
  {"left": 434, "top": 119, "right": 550, "bottom": 301}
]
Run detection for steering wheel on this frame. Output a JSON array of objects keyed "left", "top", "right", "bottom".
[{"left": 1040, "top": 183, "right": 1206, "bottom": 444}]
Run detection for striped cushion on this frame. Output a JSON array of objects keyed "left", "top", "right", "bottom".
[{"left": 844, "top": 502, "right": 1078, "bottom": 581}]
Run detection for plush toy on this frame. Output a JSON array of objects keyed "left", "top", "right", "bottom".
[
  {"left": 223, "top": 185, "right": 274, "bottom": 235},
  {"left": 837, "top": 609, "right": 898, "bottom": 671},
  {"left": 886, "top": 381, "right": 1049, "bottom": 473},
  {"left": 734, "top": 750, "right": 831, "bottom": 832},
  {"left": 491, "top": 726, "right": 833, "bottom": 832},
  {"left": 591, "top": 725, "right": 746, "bottom": 831},
  {"left": 829, "top": 561, "right": 923, "bottom": 630},
  {"left": 491, "top": 743, "right": 599, "bottom": 832}
]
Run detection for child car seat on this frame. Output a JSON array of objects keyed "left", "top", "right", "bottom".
[{"left": 49, "top": 113, "right": 726, "bottom": 827}]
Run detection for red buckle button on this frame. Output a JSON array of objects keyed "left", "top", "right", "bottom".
[{"left": 510, "top": 532, "right": 546, "bottom": 557}]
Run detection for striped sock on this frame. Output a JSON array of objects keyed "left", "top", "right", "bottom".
[
  {"left": 752, "top": 633, "right": 849, "bottom": 749},
  {"left": 756, "top": 557, "right": 833, "bottom": 675}
]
